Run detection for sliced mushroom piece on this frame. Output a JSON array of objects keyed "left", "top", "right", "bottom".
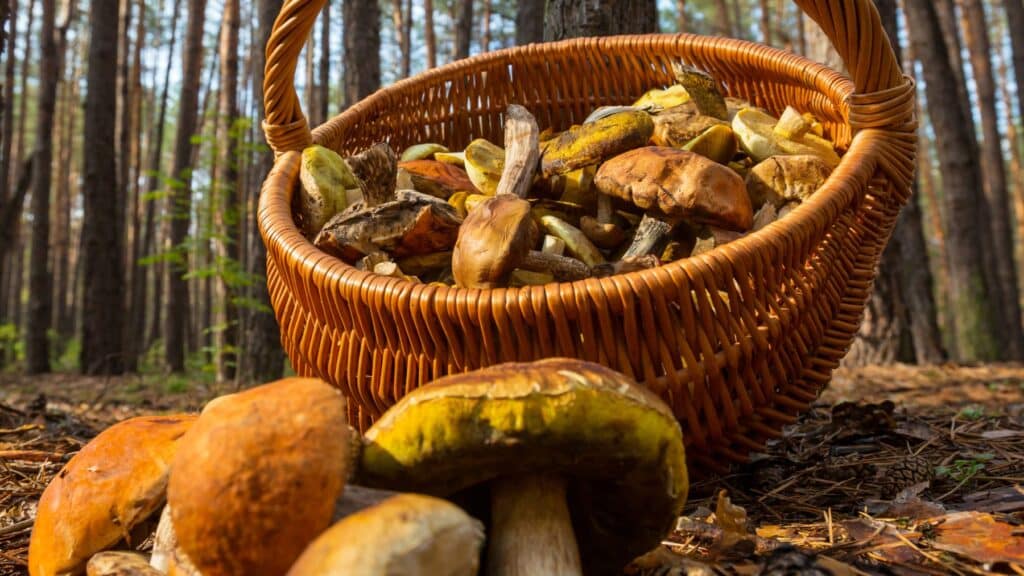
[
  {"left": 682, "top": 124, "right": 738, "bottom": 165},
  {"left": 541, "top": 110, "right": 654, "bottom": 177},
  {"left": 539, "top": 214, "right": 605, "bottom": 267},
  {"left": 401, "top": 142, "right": 450, "bottom": 162},
  {"left": 671, "top": 62, "right": 729, "bottom": 120},
  {"left": 464, "top": 138, "right": 506, "bottom": 195},
  {"left": 399, "top": 160, "right": 478, "bottom": 199},
  {"left": 452, "top": 195, "right": 590, "bottom": 287},
  {"left": 289, "top": 494, "right": 484, "bottom": 576},
  {"left": 621, "top": 214, "right": 673, "bottom": 260},
  {"left": 87, "top": 552, "right": 162, "bottom": 576},
  {"left": 298, "top": 145, "right": 360, "bottom": 236},
  {"left": 168, "top": 378, "right": 351, "bottom": 576},
  {"left": 346, "top": 142, "right": 399, "bottom": 207},
  {"left": 632, "top": 84, "right": 691, "bottom": 109},
  {"left": 28, "top": 415, "right": 197, "bottom": 576},
  {"left": 595, "top": 147, "right": 752, "bottom": 231},
  {"left": 357, "top": 358, "right": 689, "bottom": 576},
  {"left": 745, "top": 155, "right": 832, "bottom": 211},
  {"left": 314, "top": 190, "right": 463, "bottom": 263},
  {"left": 732, "top": 108, "right": 840, "bottom": 167},
  {"left": 650, "top": 102, "right": 729, "bottom": 148}
]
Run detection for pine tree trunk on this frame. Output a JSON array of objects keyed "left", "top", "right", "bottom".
[
  {"left": 960, "top": 0, "right": 1024, "bottom": 360},
  {"left": 13, "top": 0, "right": 35, "bottom": 177},
  {"left": 730, "top": 0, "right": 744, "bottom": 39},
  {"left": 116, "top": 0, "right": 131, "bottom": 340},
  {"left": 904, "top": 0, "right": 1001, "bottom": 361},
  {"left": 53, "top": 46, "right": 77, "bottom": 341},
  {"left": 343, "top": 0, "right": 380, "bottom": 105},
  {"left": 237, "top": 0, "right": 285, "bottom": 384},
  {"left": 424, "top": 0, "right": 436, "bottom": 68},
  {"left": 994, "top": 19, "right": 1024, "bottom": 303},
  {"left": 320, "top": 0, "right": 330, "bottom": 120},
  {"left": 165, "top": 0, "right": 207, "bottom": 372},
  {"left": 0, "top": 0, "right": 19, "bottom": 328},
  {"left": 1007, "top": 0, "right": 1024, "bottom": 138},
  {"left": 453, "top": 0, "right": 472, "bottom": 58},
  {"left": 515, "top": 0, "right": 543, "bottom": 45},
  {"left": 674, "top": 0, "right": 686, "bottom": 33},
  {"left": 80, "top": 0, "right": 123, "bottom": 374},
  {"left": 215, "top": 0, "right": 239, "bottom": 383},
  {"left": 26, "top": 0, "right": 59, "bottom": 373},
  {"left": 390, "top": 0, "right": 406, "bottom": 78},
  {"left": 758, "top": 0, "right": 771, "bottom": 44},
  {"left": 124, "top": 0, "right": 145, "bottom": 371},
  {"left": 480, "top": 0, "right": 491, "bottom": 51},
  {"left": 713, "top": 0, "right": 732, "bottom": 36},
  {"left": 544, "top": 0, "right": 657, "bottom": 40}
]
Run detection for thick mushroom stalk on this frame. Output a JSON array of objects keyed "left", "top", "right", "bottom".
[{"left": 487, "top": 474, "right": 582, "bottom": 576}]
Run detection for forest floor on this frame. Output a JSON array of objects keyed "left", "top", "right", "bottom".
[{"left": 0, "top": 364, "right": 1022, "bottom": 575}]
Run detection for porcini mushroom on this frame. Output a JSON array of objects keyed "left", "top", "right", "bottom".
[
  {"left": 167, "top": 378, "right": 350, "bottom": 576},
  {"left": 671, "top": 63, "right": 728, "bottom": 120},
  {"left": 28, "top": 414, "right": 197, "bottom": 576},
  {"left": 288, "top": 494, "right": 485, "bottom": 576},
  {"left": 298, "top": 145, "right": 360, "bottom": 236},
  {"left": 357, "top": 358, "right": 689, "bottom": 576},
  {"left": 86, "top": 552, "right": 162, "bottom": 576},
  {"left": 732, "top": 107, "right": 840, "bottom": 167},
  {"left": 595, "top": 147, "right": 753, "bottom": 232},
  {"left": 744, "top": 154, "right": 832, "bottom": 211},
  {"left": 650, "top": 102, "right": 729, "bottom": 148},
  {"left": 399, "top": 159, "right": 479, "bottom": 199},
  {"left": 541, "top": 110, "right": 654, "bottom": 177}
]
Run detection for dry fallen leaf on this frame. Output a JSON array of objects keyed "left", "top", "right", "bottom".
[{"left": 932, "top": 511, "right": 1024, "bottom": 565}]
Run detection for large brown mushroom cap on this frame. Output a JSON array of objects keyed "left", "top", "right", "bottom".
[
  {"left": 595, "top": 146, "right": 753, "bottom": 231},
  {"left": 358, "top": 358, "right": 688, "bottom": 575},
  {"left": 167, "top": 378, "right": 350, "bottom": 576},
  {"left": 288, "top": 494, "right": 484, "bottom": 576},
  {"left": 451, "top": 194, "right": 538, "bottom": 288},
  {"left": 28, "top": 414, "right": 197, "bottom": 576}
]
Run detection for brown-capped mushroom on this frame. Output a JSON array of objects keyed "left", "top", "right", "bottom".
[
  {"left": 579, "top": 193, "right": 626, "bottom": 250},
  {"left": 86, "top": 552, "right": 162, "bottom": 576},
  {"left": 399, "top": 159, "right": 478, "bottom": 199},
  {"left": 345, "top": 142, "right": 399, "bottom": 207},
  {"left": 650, "top": 102, "right": 728, "bottom": 148},
  {"left": 288, "top": 494, "right": 485, "bottom": 576},
  {"left": 167, "top": 378, "right": 351, "bottom": 576},
  {"left": 594, "top": 147, "right": 752, "bottom": 232},
  {"left": 357, "top": 358, "right": 689, "bottom": 576},
  {"left": 745, "top": 154, "right": 832, "bottom": 211},
  {"left": 28, "top": 415, "right": 197, "bottom": 576}
]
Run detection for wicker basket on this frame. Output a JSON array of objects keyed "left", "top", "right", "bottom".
[{"left": 258, "top": 0, "right": 916, "bottom": 473}]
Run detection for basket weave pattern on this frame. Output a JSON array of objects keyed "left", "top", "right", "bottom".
[{"left": 258, "top": 0, "right": 916, "bottom": 472}]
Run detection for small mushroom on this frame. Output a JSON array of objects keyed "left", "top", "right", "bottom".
[
  {"left": 288, "top": 494, "right": 484, "bottom": 576},
  {"left": 732, "top": 107, "right": 840, "bottom": 167},
  {"left": 298, "top": 145, "right": 360, "bottom": 236},
  {"left": 671, "top": 62, "right": 729, "bottom": 120},
  {"left": 167, "top": 378, "right": 351, "bottom": 576},
  {"left": 579, "top": 193, "right": 626, "bottom": 250},
  {"left": 539, "top": 214, "right": 606, "bottom": 267},
  {"left": 541, "top": 110, "right": 654, "bottom": 177},
  {"left": 345, "top": 142, "right": 399, "bottom": 207},
  {"left": 28, "top": 415, "right": 197, "bottom": 576},
  {"left": 464, "top": 138, "right": 506, "bottom": 195},
  {"left": 650, "top": 102, "right": 729, "bottom": 149},
  {"left": 357, "top": 358, "right": 689, "bottom": 576},
  {"left": 86, "top": 552, "right": 162, "bottom": 576},
  {"left": 314, "top": 190, "right": 463, "bottom": 263},
  {"left": 399, "top": 159, "right": 479, "bottom": 199},
  {"left": 745, "top": 155, "right": 832, "bottom": 211},
  {"left": 400, "top": 142, "right": 450, "bottom": 162},
  {"left": 595, "top": 147, "right": 752, "bottom": 231}
]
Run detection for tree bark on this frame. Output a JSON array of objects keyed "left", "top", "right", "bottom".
[
  {"left": 123, "top": 0, "right": 145, "bottom": 371},
  {"left": 424, "top": 0, "right": 436, "bottom": 68},
  {"left": 959, "top": 0, "right": 1024, "bottom": 360},
  {"left": 215, "top": 0, "right": 240, "bottom": 383},
  {"left": 480, "top": 0, "right": 491, "bottom": 51},
  {"left": 52, "top": 40, "right": 77, "bottom": 341},
  {"left": 544, "top": 0, "right": 657, "bottom": 40},
  {"left": 674, "top": 0, "right": 686, "bottom": 33},
  {"left": 1007, "top": 0, "right": 1024, "bottom": 141},
  {"left": 0, "top": 0, "right": 17, "bottom": 318},
  {"left": 389, "top": 0, "right": 406, "bottom": 78},
  {"left": 758, "top": 0, "right": 771, "bottom": 44},
  {"left": 453, "top": 0, "right": 472, "bottom": 59},
  {"left": 320, "top": 0, "right": 330, "bottom": 120},
  {"left": 165, "top": 0, "right": 207, "bottom": 372},
  {"left": 343, "top": 0, "right": 380, "bottom": 105},
  {"left": 904, "top": 0, "right": 1001, "bottom": 361},
  {"left": 515, "top": 0, "right": 543, "bottom": 45},
  {"left": 237, "top": 0, "right": 285, "bottom": 384},
  {"left": 26, "top": 0, "right": 59, "bottom": 373},
  {"left": 995, "top": 17, "right": 1024, "bottom": 302}
]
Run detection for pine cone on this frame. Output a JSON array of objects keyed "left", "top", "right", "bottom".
[
  {"left": 817, "top": 453, "right": 877, "bottom": 482},
  {"left": 878, "top": 456, "right": 933, "bottom": 498}
]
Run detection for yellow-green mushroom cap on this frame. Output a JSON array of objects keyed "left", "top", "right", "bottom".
[{"left": 358, "top": 358, "right": 688, "bottom": 575}]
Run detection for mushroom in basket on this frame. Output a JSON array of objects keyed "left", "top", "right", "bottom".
[{"left": 357, "top": 357, "right": 689, "bottom": 576}]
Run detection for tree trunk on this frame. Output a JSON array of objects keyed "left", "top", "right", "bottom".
[
  {"left": 674, "top": 0, "right": 685, "bottom": 33},
  {"left": 0, "top": 0, "right": 18, "bottom": 326},
  {"left": 1007, "top": 0, "right": 1024, "bottom": 141},
  {"left": 713, "top": 0, "right": 732, "bottom": 36},
  {"left": 343, "top": 0, "right": 380, "bottom": 105},
  {"left": 320, "top": 0, "right": 330, "bottom": 120},
  {"left": 453, "top": 0, "right": 472, "bottom": 59},
  {"left": 165, "top": 0, "right": 207, "bottom": 372},
  {"left": 996, "top": 17, "right": 1024, "bottom": 301},
  {"left": 389, "top": 0, "right": 406, "bottom": 78},
  {"left": 480, "top": 0, "right": 491, "bottom": 51},
  {"left": 515, "top": 0, "right": 543, "bottom": 45},
  {"left": 124, "top": 0, "right": 145, "bottom": 371},
  {"left": 758, "top": 0, "right": 771, "bottom": 44},
  {"left": 730, "top": 0, "right": 744, "bottom": 40},
  {"left": 424, "top": 0, "right": 436, "bottom": 67},
  {"left": 544, "top": 0, "right": 657, "bottom": 40},
  {"left": 53, "top": 42, "right": 77, "bottom": 341},
  {"left": 960, "top": 0, "right": 1024, "bottom": 360},
  {"left": 216, "top": 0, "right": 240, "bottom": 383},
  {"left": 80, "top": 0, "right": 123, "bottom": 374},
  {"left": 26, "top": 0, "right": 59, "bottom": 373},
  {"left": 237, "top": 0, "right": 285, "bottom": 384},
  {"left": 904, "top": 0, "right": 1001, "bottom": 361},
  {"left": 116, "top": 0, "right": 131, "bottom": 334}
]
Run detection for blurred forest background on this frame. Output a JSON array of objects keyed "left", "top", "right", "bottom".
[{"left": 0, "top": 0, "right": 1021, "bottom": 387}]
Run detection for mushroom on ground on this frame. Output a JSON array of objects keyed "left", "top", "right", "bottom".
[
  {"left": 86, "top": 552, "right": 162, "bottom": 576},
  {"left": 357, "top": 358, "right": 689, "bottom": 576},
  {"left": 28, "top": 414, "right": 197, "bottom": 576},
  {"left": 288, "top": 494, "right": 484, "bottom": 576},
  {"left": 167, "top": 378, "right": 350, "bottom": 576},
  {"left": 594, "top": 147, "right": 753, "bottom": 232}
]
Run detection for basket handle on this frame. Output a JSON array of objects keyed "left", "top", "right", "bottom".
[{"left": 261, "top": 0, "right": 909, "bottom": 156}]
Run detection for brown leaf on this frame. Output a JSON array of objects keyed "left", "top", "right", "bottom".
[
  {"left": 932, "top": 511, "right": 1024, "bottom": 565},
  {"left": 842, "top": 518, "right": 924, "bottom": 565}
]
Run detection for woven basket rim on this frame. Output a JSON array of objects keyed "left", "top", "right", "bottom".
[{"left": 261, "top": 33, "right": 868, "bottom": 301}]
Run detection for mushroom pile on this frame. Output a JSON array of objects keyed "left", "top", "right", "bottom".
[
  {"left": 301, "top": 63, "right": 839, "bottom": 288},
  {"left": 27, "top": 358, "right": 688, "bottom": 576}
]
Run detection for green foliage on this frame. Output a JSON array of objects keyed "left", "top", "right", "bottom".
[
  {"left": 957, "top": 405, "right": 986, "bottom": 421},
  {"left": 935, "top": 453, "right": 994, "bottom": 483}
]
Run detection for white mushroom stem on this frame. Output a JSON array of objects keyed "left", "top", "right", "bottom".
[
  {"left": 486, "top": 474, "right": 582, "bottom": 576},
  {"left": 495, "top": 105, "right": 540, "bottom": 199}
]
